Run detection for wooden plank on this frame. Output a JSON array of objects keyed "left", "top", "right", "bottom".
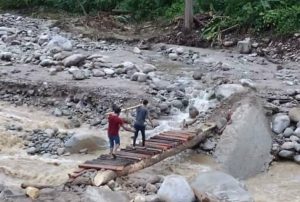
[
  {"left": 79, "top": 163, "right": 124, "bottom": 171},
  {"left": 115, "top": 154, "right": 143, "bottom": 161},
  {"left": 144, "top": 142, "right": 170, "bottom": 150},
  {"left": 116, "top": 151, "right": 151, "bottom": 159},
  {"left": 146, "top": 140, "right": 174, "bottom": 148},
  {"left": 131, "top": 145, "right": 163, "bottom": 153},
  {"left": 160, "top": 132, "right": 194, "bottom": 138},
  {"left": 121, "top": 148, "right": 158, "bottom": 155},
  {"left": 148, "top": 138, "right": 179, "bottom": 146},
  {"left": 154, "top": 135, "right": 187, "bottom": 142},
  {"left": 163, "top": 131, "right": 195, "bottom": 136}
]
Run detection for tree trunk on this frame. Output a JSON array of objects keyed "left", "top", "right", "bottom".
[{"left": 184, "top": 0, "right": 193, "bottom": 30}]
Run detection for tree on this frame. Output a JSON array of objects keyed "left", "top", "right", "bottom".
[{"left": 184, "top": 0, "right": 193, "bottom": 30}]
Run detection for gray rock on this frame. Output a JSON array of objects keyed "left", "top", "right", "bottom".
[
  {"left": 57, "top": 148, "right": 65, "bottom": 156},
  {"left": 294, "top": 143, "right": 300, "bottom": 152},
  {"left": 65, "top": 133, "right": 106, "bottom": 153},
  {"left": 283, "top": 127, "right": 294, "bottom": 137},
  {"left": 147, "top": 175, "right": 162, "bottom": 184},
  {"left": 0, "top": 52, "right": 12, "bottom": 61},
  {"left": 280, "top": 142, "right": 295, "bottom": 150},
  {"left": 289, "top": 108, "right": 300, "bottom": 122},
  {"left": 237, "top": 38, "right": 252, "bottom": 54},
  {"left": 121, "top": 61, "right": 135, "bottom": 69},
  {"left": 157, "top": 175, "right": 195, "bottom": 202},
  {"left": 168, "top": 53, "right": 178, "bottom": 60},
  {"left": 92, "top": 69, "right": 106, "bottom": 77},
  {"left": 189, "top": 106, "right": 199, "bottom": 118},
  {"left": 175, "top": 47, "right": 184, "bottom": 54},
  {"left": 294, "top": 155, "right": 300, "bottom": 164},
  {"left": 290, "top": 135, "right": 299, "bottom": 142},
  {"left": 171, "top": 100, "right": 183, "bottom": 109},
  {"left": 133, "top": 47, "right": 141, "bottom": 54},
  {"left": 131, "top": 72, "right": 147, "bottom": 82},
  {"left": 146, "top": 183, "right": 158, "bottom": 193},
  {"left": 192, "top": 72, "right": 203, "bottom": 80},
  {"left": 159, "top": 103, "right": 169, "bottom": 112},
  {"left": 223, "top": 41, "right": 235, "bottom": 47},
  {"left": 145, "top": 195, "right": 161, "bottom": 202},
  {"left": 49, "top": 67, "right": 57, "bottom": 75},
  {"left": 142, "top": 64, "right": 157, "bottom": 74},
  {"left": 215, "top": 84, "right": 246, "bottom": 100},
  {"left": 103, "top": 68, "right": 115, "bottom": 76},
  {"left": 47, "top": 35, "right": 73, "bottom": 51},
  {"left": 271, "top": 114, "right": 290, "bottom": 134},
  {"left": 216, "top": 117, "right": 227, "bottom": 130},
  {"left": 191, "top": 171, "right": 254, "bottom": 202},
  {"left": 72, "top": 70, "right": 86, "bottom": 80},
  {"left": 83, "top": 186, "right": 130, "bottom": 202},
  {"left": 44, "top": 128, "right": 56, "bottom": 137},
  {"left": 27, "top": 147, "right": 36, "bottom": 154},
  {"left": 240, "top": 79, "right": 256, "bottom": 90},
  {"left": 38, "top": 34, "right": 50, "bottom": 45},
  {"left": 278, "top": 150, "right": 295, "bottom": 159},
  {"left": 63, "top": 54, "right": 86, "bottom": 67},
  {"left": 54, "top": 51, "right": 72, "bottom": 61},
  {"left": 53, "top": 108, "right": 63, "bottom": 117},
  {"left": 201, "top": 139, "right": 216, "bottom": 151},
  {"left": 215, "top": 95, "right": 272, "bottom": 179}
]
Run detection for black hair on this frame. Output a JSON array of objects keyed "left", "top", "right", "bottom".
[
  {"left": 143, "top": 99, "right": 149, "bottom": 106},
  {"left": 114, "top": 106, "right": 121, "bottom": 114}
]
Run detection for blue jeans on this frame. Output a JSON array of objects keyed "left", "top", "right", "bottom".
[{"left": 108, "top": 135, "right": 120, "bottom": 149}]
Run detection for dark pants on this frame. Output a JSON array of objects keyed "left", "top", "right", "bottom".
[{"left": 133, "top": 123, "right": 146, "bottom": 147}]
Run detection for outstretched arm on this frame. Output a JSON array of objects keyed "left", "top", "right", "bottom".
[{"left": 121, "top": 124, "right": 135, "bottom": 133}]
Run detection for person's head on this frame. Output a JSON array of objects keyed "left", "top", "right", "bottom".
[
  {"left": 113, "top": 106, "right": 121, "bottom": 115},
  {"left": 142, "top": 99, "right": 149, "bottom": 106}
]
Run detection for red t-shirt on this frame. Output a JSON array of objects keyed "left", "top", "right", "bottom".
[{"left": 108, "top": 114, "right": 123, "bottom": 136}]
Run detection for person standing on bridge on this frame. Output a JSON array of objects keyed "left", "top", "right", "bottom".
[
  {"left": 107, "top": 106, "right": 134, "bottom": 159},
  {"left": 133, "top": 99, "right": 153, "bottom": 148}
]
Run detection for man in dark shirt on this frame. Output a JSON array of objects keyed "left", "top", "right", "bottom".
[
  {"left": 133, "top": 99, "right": 153, "bottom": 148},
  {"left": 107, "top": 106, "right": 133, "bottom": 159}
]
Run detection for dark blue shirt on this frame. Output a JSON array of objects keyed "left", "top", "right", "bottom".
[{"left": 135, "top": 106, "right": 148, "bottom": 126}]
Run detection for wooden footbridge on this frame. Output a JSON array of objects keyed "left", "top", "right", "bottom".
[{"left": 68, "top": 122, "right": 216, "bottom": 185}]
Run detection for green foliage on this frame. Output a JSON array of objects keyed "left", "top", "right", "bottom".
[
  {"left": 0, "top": 0, "right": 299, "bottom": 36},
  {"left": 199, "top": 0, "right": 300, "bottom": 39}
]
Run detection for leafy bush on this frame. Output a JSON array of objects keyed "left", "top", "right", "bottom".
[{"left": 0, "top": 0, "right": 299, "bottom": 36}]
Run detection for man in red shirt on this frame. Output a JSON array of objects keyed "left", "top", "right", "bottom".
[{"left": 107, "top": 106, "right": 133, "bottom": 159}]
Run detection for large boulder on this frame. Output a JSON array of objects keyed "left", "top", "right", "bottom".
[
  {"left": 47, "top": 35, "right": 73, "bottom": 51},
  {"left": 83, "top": 186, "right": 130, "bottom": 202},
  {"left": 157, "top": 175, "right": 195, "bottom": 202},
  {"left": 63, "top": 54, "right": 86, "bottom": 67},
  {"left": 215, "top": 84, "right": 246, "bottom": 100},
  {"left": 289, "top": 108, "right": 300, "bottom": 122},
  {"left": 64, "top": 133, "right": 107, "bottom": 153},
  {"left": 215, "top": 95, "right": 273, "bottom": 179},
  {"left": 191, "top": 171, "right": 254, "bottom": 202},
  {"left": 271, "top": 114, "right": 290, "bottom": 134},
  {"left": 141, "top": 64, "right": 157, "bottom": 74}
]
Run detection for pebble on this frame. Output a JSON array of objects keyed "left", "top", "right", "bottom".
[
  {"left": 280, "top": 142, "right": 295, "bottom": 150},
  {"left": 278, "top": 150, "right": 295, "bottom": 159}
]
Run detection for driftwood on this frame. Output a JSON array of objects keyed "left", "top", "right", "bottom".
[
  {"left": 94, "top": 123, "right": 216, "bottom": 184},
  {"left": 21, "top": 183, "right": 55, "bottom": 190}
]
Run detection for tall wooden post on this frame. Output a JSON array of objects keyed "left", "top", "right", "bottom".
[{"left": 184, "top": 0, "right": 193, "bottom": 30}]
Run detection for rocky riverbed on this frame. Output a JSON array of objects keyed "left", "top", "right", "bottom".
[{"left": 0, "top": 12, "right": 299, "bottom": 202}]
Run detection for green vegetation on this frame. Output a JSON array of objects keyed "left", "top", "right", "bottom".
[{"left": 0, "top": 0, "right": 299, "bottom": 37}]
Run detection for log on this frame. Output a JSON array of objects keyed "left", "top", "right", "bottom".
[
  {"left": 21, "top": 183, "right": 55, "bottom": 189},
  {"left": 115, "top": 123, "right": 216, "bottom": 176}
]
